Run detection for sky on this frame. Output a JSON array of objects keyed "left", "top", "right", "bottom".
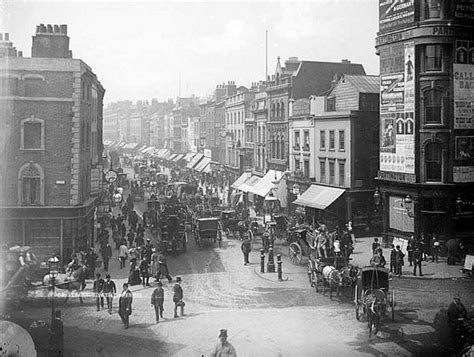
[{"left": 1, "top": 0, "right": 380, "bottom": 104}]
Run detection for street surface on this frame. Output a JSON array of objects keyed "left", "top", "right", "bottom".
[{"left": 13, "top": 167, "right": 474, "bottom": 357}]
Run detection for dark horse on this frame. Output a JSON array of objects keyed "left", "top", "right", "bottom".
[{"left": 43, "top": 266, "right": 87, "bottom": 305}]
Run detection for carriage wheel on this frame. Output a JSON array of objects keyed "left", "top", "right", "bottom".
[
  {"left": 289, "top": 243, "right": 302, "bottom": 265},
  {"left": 355, "top": 286, "right": 361, "bottom": 320},
  {"left": 226, "top": 228, "right": 232, "bottom": 239},
  {"left": 356, "top": 303, "right": 361, "bottom": 321},
  {"left": 313, "top": 272, "right": 320, "bottom": 293},
  {"left": 218, "top": 231, "right": 222, "bottom": 248},
  {"left": 391, "top": 290, "right": 395, "bottom": 321}
]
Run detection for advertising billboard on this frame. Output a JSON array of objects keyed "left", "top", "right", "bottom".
[
  {"left": 379, "top": 0, "right": 415, "bottom": 33},
  {"left": 380, "top": 41, "right": 415, "bottom": 174},
  {"left": 454, "top": 63, "right": 474, "bottom": 129}
]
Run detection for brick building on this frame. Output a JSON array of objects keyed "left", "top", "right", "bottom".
[{"left": 0, "top": 24, "right": 105, "bottom": 262}]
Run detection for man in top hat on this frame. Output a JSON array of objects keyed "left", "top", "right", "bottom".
[
  {"left": 210, "top": 329, "right": 236, "bottom": 357},
  {"left": 118, "top": 283, "right": 133, "bottom": 328},
  {"left": 173, "top": 277, "right": 184, "bottom": 318},
  {"left": 151, "top": 281, "right": 164, "bottom": 323}
]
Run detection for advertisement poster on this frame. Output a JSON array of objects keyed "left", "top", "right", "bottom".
[
  {"left": 455, "top": 136, "right": 474, "bottom": 160},
  {"left": 404, "top": 42, "right": 415, "bottom": 111},
  {"left": 379, "top": 0, "right": 415, "bottom": 33},
  {"left": 453, "top": 166, "right": 474, "bottom": 183},
  {"left": 380, "top": 73, "right": 404, "bottom": 111},
  {"left": 389, "top": 195, "right": 414, "bottom": 233},
  {"left": 454, "top": 63, "right": 474, "bottom": 129}
]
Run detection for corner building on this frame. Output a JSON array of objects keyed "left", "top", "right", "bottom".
[
  {"left": 375, "top": 1, "right": 474, "bottom": 242},
  {"left": 0, "top": 25, "right": 105, "bottom": 262}
]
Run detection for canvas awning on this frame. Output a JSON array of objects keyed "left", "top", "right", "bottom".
[
  {"left": 187, "top": 153, "right": 204, "bottom": 168},
  {"left": 160, "top": 149, "right": 171, "bottom": 159},
  {"left": 168, "top": 154, "right": 178, "bottom": 161},
  {"left": 247, "top": 170, "right": 284, "bottom": 197},
  {"left": 184, "top": 152, "right": 196, "bottom": 161},
  {"left": 293, "top": 184, "right": 345, "bottom": 210},
  {"left": 231, "top": 172, "right": 251, "bottom": 189},
  {"left": 173, "top": 154, "right": 184, "bottom": 162},
  {"left": 238, "top": 176, "right": 260, "bottom": 193},
  {"left": 194, "top": 157, "right": 211, "bottom": 172},
  {"left": 202, "top": 163, "right": 211, "bottom": 173}
]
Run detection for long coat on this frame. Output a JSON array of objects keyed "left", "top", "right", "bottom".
[{"left": 119, "top": 290, "right": 133, "bottom": 315}]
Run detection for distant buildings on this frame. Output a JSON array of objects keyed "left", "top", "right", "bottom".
[{"left": 0, "top": 25, "right": 104, "bottom": 261}]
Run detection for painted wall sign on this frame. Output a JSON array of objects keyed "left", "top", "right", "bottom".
[
  {"left": 453, "top": 166, "right": 474, "bottom": 182},
  {"left": 455, "top": 136, "right": 474, "bottom": 160},
  {"left": 454, "top": 63, "right": 474, "bottom": 129},
  {"left": 379, "top": 0, "right": 414, "bottom": 33}
]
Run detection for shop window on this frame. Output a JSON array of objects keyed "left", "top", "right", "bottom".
[
  {"left": 21, "top": 116, "right": 45, "bottom": 150},
  {"left": 329, "top": 130, "right": 335, "bottom": 150},
  {"left": 425, "top": 0, "right": 441, "bottom": 19},
  {"left": 425, "top": 142, "right": 442, "bottom": 182},
  {"left": 329, "top": 161, "right": 335, "bottom": 184},
  {"left": 18, "top": 162, "right": 44, "bottom": 206},
  {"left": 424, "top": 88, "right": 442, "bottom": 124},
  {"left": 425, "top": 45, "right": 442, "bottom": 71},
  {"left": 320, "top": 160, "right": 326, "bottom": 183},
  {"left": 320, "top": 130, "right": 326, "bottom": 150},
  {"left": 339, "top": 130, "right": 345, "bottom": 151}
]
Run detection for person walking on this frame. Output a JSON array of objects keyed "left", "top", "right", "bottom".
[
  {"left": 49, "top": 310, "right": 64, "bottom": 357},
  {"left": 395, "top": 245, "right": 405, "bottom": 277},
  {"left": 431, "top": 235, "right": 440, "bottom": 263},
  {"left": 151, "top": 248, "right": 159, "bottom": 280},
  {"left": 151, "top": 281, "right": 164, "bottom": 323},
  {"left": 241, "top": 237, "right": 251, "bottom": 265},
  {"left": 93, "top": 273, "right": 105, "bottom": 311},
  {"left": 118, "top": 242, "right": 128, "bottom": 269},
  {"left": 372, "top": 238, "right": 380, "bottom": 255},
  {"left": 103, "top": 274, "right": 116, "bottom": 314},
  {"left": 100, "top": 242, "right": 112, "bottom": 272},
  {"left": 407, "top": 238, "right": 414, "bottom": 267},
  {"left": 413, "top": 245, "right": 423, "bottom": 276},
  {"left": 389, "top": 244, "right": 397, "bottom": 273},
  {"left": 139, "top": 258, "right": 150, "bottom": 287},
  {"left": 173, "top": 277, "right": 184, "bottom": 318},
  {"left": 210, "top": 329, "right": 237, "bottom": 357},
  {"left": 118, "top": 283, "right": 133, "bottom": 329},
  {"left": 157, "top": 251, "right": 173, "bottom": 283}
]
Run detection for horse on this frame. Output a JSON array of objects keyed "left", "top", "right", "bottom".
[
  {"left": 43, "top": 266, "right": 87, "bottom": 305},
  {"left": 338, "top": 265, "right": 359, "bottom": 297},
  {"left": 322, "top": 265, "right": 342, "bottom": 300}
]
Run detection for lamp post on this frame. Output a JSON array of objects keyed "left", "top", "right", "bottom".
[
  {"left": 404, "top": 194, "right": 414, "bottom": 218},
  {"left": 48, "top": 256, "right": 60, "bottom": 321},
  {"left": 456, "top": 195, "right": 463, "bottom": 215},
  {"left": 373, "top": 188, "right": 381, "bottom": 208}
]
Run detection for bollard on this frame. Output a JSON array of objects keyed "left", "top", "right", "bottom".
[
  {"left": 277, "top": 254, "right": 282, "bottom": 281},
  {"left": 260, "top": 249, "right": 265, "bottom": 273},
  {"left": 267, "top": 248, "right": 275, "bottom": 273}
]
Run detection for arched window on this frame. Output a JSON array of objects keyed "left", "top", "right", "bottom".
[
  {"left": 18, "top": 162, "right": 44, "bottom": 205},
  {"left": 425, "top": 142, "right": 442, "bottom": 182},
  {"left": 262, "top": 148, "right": 265, "bottom": 169},
  {"left": 456, "top": 47, "right": 468, "bottom": 63},
  {"left": 424, "top": 88, "right": 442, "bottom": 124},
  {"left": 276, "top": 136, "right": 280, "bottom": 159},
  {"left": 21, "top": 116, "right": 45, "bottom": 150},
  {"left": 272, "top": 103, "right": 275, "bottom": 118},
  {"left": 280, "top": 102, "right": 285, "bottom": 118},
  {"left": 272, "top": 135, "right": 276, "bottom": 158},
  {"left": 276, "top": 103, "right": 280, "bottom": 118},
  {"left": 280, "top": 135, "right": 285, "bottom": 159}
]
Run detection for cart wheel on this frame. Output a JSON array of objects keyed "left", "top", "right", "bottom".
[
  {"left": 289, "top": 243, "right": 302, "bottom": 265},
  {"left": 218, "top": 231, "right": 222, "bottom": 248},
  {"left": 313, "top": 272, "right": 319, "bottom": 293},
  {"left": 226, "top": 228, "right": 231, "bottom": 239},
  {"left": 356, "top": 303, "right": 361, "bottom": 321},
  {"left": 368, "top": 313, "right": 373, "bottom": 338},
  {"left": 391, "top": 290, "right": 395, "bottom": 321}
]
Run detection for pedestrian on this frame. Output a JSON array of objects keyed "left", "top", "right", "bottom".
[
  {"left": 389, "top": 244, "right": 397, "bottom": 273},
  {"left": 103, "top": 274, "right": 116, "bottom": 314},
  {"left": 173, "top": 277, "right": 184, "bottom": 318},
  {"left": 210, "top": 329, "right": 237, "bottom": 357},
  {"left": 100, "top": 242, "right": 112, "bottom": 272},
  {"left": 139, "top": 258, "right": 150, "bottom": 287},
  {"left": 151, "top": 281, "right": 164, "bottom": 323},
  {"left": 372, "top": 238, "right": 380, "bottom": 255},
  {"left": 151, "top": 248, "right": 159, "bottom": 280},
  {"left": 127, "top": 230, "right": 135, "bottom": 247},
  {"left": 407, "top": 238, "right": 414, "bottom": 267},
  {"left": 333, "top": 237, "right": 341, "bottom": 257},
  {"left": 413, "top": 245, "right": 423, "bottom": 276},
  {"left": 370, "top": 248, "right": 386, "bottom": 268},
  {"left": 118, "top": 242, "right": 128, "bottom": 269},
  {"left": 395, "top": 245, "right": 405, "bottom": 277},
  {"left": 85, "top": 247, "right": 98, "bottom": 279},
  {"left": 241, "top": 237, "right": 251, "bottom": 265},
  {"left": 421, "top": 233, "right": 430, "bottom": 261},
  {"left": 118, "top": 283, "right": 133, "bottom": 329},
  {"left": 431, "top": 235, "right": 440, "bottom": 263},
  {"left": 157, "top": 251, "right": 173, "bottom": 283},
  {"left": 49, "top": 310, "right": 64, "bottom": 357},
  {"left": 93, "top": 272, "right": 105, "bottom": 311}
]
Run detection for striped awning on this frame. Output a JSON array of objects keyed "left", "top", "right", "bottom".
[{"left": 293, "top": 184, "right": 345, "bottom": 210}]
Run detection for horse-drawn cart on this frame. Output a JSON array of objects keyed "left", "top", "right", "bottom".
[
  {"left": 195, "top": 218, "right": 222, "bottom": 249},
  {"left": 221, "top": 210, "right": 242, "bottom": 239},
  {"left": 354, "top": 266, "right": 395, "bottom": 337}
]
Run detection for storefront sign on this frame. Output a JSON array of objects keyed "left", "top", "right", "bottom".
[
  {"left": 454, "top": 1, "right": 474, "bottom": 22},
  {"left": 453, "top": 166, "right": 474, "bottom": 182},
  {"left": 90, "top": 168, "right": 100, "bottom": 195},
  {"left": 378, "top": 170, "right": 416, "bottom": 183},
  {"left": 454, "top": 63, "right": 474, "bottom": 129},
  {"left": 455, "top": 136, "right": 474, "bottom": 160},
  {"left": 379, "top": 0, "right": 414, "bottom": 33},
  {"left": 376, "top": 26, "right": 474, "bottom": 47}
]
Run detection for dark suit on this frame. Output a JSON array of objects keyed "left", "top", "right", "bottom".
[
  {"left": 173, "top": 283, "right": 183, "bottom": 317},
  {"left": 119, "top": 289, "right": 133, "bottom": 327},
  {"left": 151, "top": 287, "right": 164, "bottom": 322}
]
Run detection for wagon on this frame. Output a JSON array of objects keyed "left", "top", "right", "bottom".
[
  {"left": 354, "top": 266, "right": 395, "bottom": 337},
  {"left": 273, "top": 214, "right": 292, "bottom": 242},
  {"left": 195, "top": 218, "right": 222, "bottom": 249},
  {"left": 160, "top": 215, "right": 187, "bottom": 254},
  {"left": 221, "top": 210, "right": 242, "bottom": 239}
]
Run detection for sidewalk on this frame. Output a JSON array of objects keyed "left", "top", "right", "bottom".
[{"left": 350, "top": 236, "right": 467, "bottom": 280}]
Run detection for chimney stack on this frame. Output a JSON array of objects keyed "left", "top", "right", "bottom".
[
  {"left": 32, "top": 23, "right": 71, "bottom": 58},
  {"left": 0, "top": 34, "right": 3, "bottom": 41},
  {"left": 4, "top": 33, "right": 9, "bottom": 41}
]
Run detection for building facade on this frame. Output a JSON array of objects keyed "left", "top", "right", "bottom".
[
  {"left": 0, "top": 25, "right": 105, "bottom": 262},
  {"left": 375, "top": 0, "right": 474, "bottom": 242}
]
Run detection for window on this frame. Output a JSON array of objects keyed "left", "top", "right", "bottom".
[
  {"left": 320, "top": 130, "right": 326, "bottom": 149},
  {"left": 425, "top": 142, "right": 442, "bottom": 182},
  {"left": 339, "top": 130, "right": 345, "bottom": 151},
  {"left": 304, "top": 160, "right": 310, "bottom": 178},
  {"left": 320, "top": 160, "right": 326, "bottom": 183},
  {"left": 295, "top": 158, "right": 300, "bottom": 172},
  {"left": 294, "top": 131, "right": 300, "bottom": 149},
  {"left": 21, "top": 116, "right": 45, "bottom": 150},
  {"left": 329, "top": 161, "right": 335, "bottom": 184},
  {"left": 329, "top": 130, "right": 335, "bottom": 150},
  {"left": 424, "top": 88, "right": 442, "bottom": 124},
  {"left": 280, "top": 102, "right": 285, "bottom": 118},
  {"left": 303, "top": 131, "right": 310, "bottom": 149},
  {"left": 425, "top": 0, "right": 441, "bottom": 19},
  {"left": 280, "top": 136, "right": 285, "bottom": 159},
  {"left": 425, "top": 45, "right": 442, "bottom": 71},
  {"left": 339, "top": 161, "right": 345, "bottom": 186},
  {"left": 272, "top": 136, "right": 276, "bottom": 158},
  {"left": 272, "top": 103, "right": 275, "bottom": 118},
  {"left": 18, "top": 162, "right": 44, "bottom": 206}
]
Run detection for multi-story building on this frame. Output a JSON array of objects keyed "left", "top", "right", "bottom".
[
  {"left": 252, "top": 88, "right": 268, "bottom": 176},
  {"left": 375, "top": 0, "right": 474, "bottom": 242},
  {"left": 289, "top": 75, "right": 380, "bottom": 233},
  {"left": 0, "top": 25, "right": 105, "bottom": 262},
  {"left": 265, "top": 57, "right": 367, "bottom": 173},
  {"left": 173, "top": 96, "right": 200, "bottom": 153}
]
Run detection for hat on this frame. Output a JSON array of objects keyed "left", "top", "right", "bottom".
[
  {"left": 105, "top": 274, "right": 111, "bottom": 279},
  {"left": 147, "top": 238, "right": 151, "bottom": 242},
  {"left": 176, "top": 277, "right": 182, "bottom": 282},
  {"left": 454, "top": 294, "right": 461, "bottom": 300},
  {"left": 218, "top": 329, "right": 227, "bottom": 338},
  {"left": 157, "top": 281, "right": 162, "bottom": 286}
]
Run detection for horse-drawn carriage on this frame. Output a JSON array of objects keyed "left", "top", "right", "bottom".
[
  {"left": 159, "top": 215, "right": 187, "bottom": 254},
  {"left": 354, "top": 266, "right": 395, "bottom": 337},
  {"left": 221, "top": 210, "right": 243, "bottom": 239},
  {"left": 131, "top": 182, "right": 145, "bottom": 201},
  {"left": 195, "top": 218, "right": 222, "bottom": 248},
  {"left": 272, "top": 215, "right": 293, "bottom": 242}
]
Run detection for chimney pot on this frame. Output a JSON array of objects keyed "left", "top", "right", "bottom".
[
  {"left": 4, "top": 33, "right": 9, "bottom": 41},
  {"left": 47, "top": 24, "right": 53, "bottom": 33},
  {"left": 18, "top": 51, "right": 23, "bottom": 57},
  {"left": 60, "top": 25, "right": 67, "bottom": 34},
  {"left": 36, "top": 25, "right": 41, "bottom": 33},
  {"left": 54, "top": 25, "right": 60, "bottom": 33},
  {"left": 40, "top": 24, "right": 46, "bottom": 33},
  {"left": 0, "top": 33, "right": 3, "bottom": 41}
]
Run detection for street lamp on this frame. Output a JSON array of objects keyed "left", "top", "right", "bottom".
[
  {"left": 293, "top": 183, "right": 300, "bottom": 196},
  {"left": 48, "top": 256, "right": 60, "bottom": 321},
  {"left": 373, "top": 188, "right": 381, "bottom": 207},
  {"left": 404, "top": 194, "right": 414, "bottom": 217},
  {"left": 456, "top": 194, "right": 463, "bottom": 215}
]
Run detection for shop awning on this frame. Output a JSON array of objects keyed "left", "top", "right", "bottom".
[
  {"left": 293, "top": 184, "right": 345, "bottom": 210},
  {"left": 238, "top": 176, "right": 260, "bottom": 193},
  {"left": 184, "top": 152, "right": 196, "bottom": 161},
  {"left": 194, "top": 157, "right": 211, "bottom": 172},
  {"left": 168, "top": 154, "right": 178, "bottom": 161},
  {"left": 247, "top": 170, "right": 284, "bottom": 197},
  {"left": 202, "top": 163, "right": 211, "bottom": 173},
  {"left": 231, "top": 172, "right": 251, "bottom": 189},
  {"left": 160, "top": 149, "right": 171, "bottom": 159},
  {"left": 187, "top": 153, "right": 204, "bottom": 168},
  {"left": 173, "top": 154, "right": 184, "bottom": 162}
]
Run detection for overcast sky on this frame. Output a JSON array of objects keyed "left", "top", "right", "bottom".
[{"left": 2, "top": 0, "right": 379, "bottom": 104}]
